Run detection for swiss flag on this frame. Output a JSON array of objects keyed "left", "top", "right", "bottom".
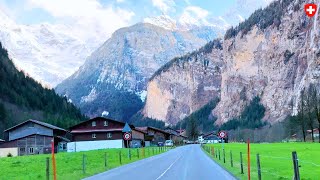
[{"left": 305, "top": 4, "right": 317, "bottom": 17}]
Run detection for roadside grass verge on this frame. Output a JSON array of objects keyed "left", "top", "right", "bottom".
[
  {"left": 203, "top": 143, "right": 320, "bottom": 180},
  {"left": 0, "top": 146, "right": 172, "bottom": 180}
]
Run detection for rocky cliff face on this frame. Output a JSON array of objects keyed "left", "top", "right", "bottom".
[
  {"left": 214, "top": 0, "right": 320, "bottom": 124},
  {"left": 143, "top": 40, "right": 223, "bottom": 124},
  {"left": 143, "top": 0, "right": 320, "bottom": 125}
]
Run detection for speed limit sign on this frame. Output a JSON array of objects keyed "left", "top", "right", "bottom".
[
  {"left": 218, "top": 131, "right": 227, "bottom": 139},
  {"left": 123, "top": 132, "right": 132, "bottom": 141}
]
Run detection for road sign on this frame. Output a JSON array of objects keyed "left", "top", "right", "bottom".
[
  {"left": 122, "top": 122, "right": 132, "bottom": 133},
  {"left": 218, "top": 131, "right": 227, "bottom": 139},
  {"left": 123, "top": 132, "right": 132, "bottom": 141}
]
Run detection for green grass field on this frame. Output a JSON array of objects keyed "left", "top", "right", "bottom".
[
  {"left": 203, "top": 143, "right": 320, "bottom": 180},
  {"left": 0, "top": 147, "right": 170, "bottom": 180}
]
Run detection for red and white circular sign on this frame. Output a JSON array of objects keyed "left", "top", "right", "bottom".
[
  {"left": 218, "top": 131, "right": 227, "bottom": 139},
  {"left": 123, "top": 132, "right": 132, "bottom": 141}
]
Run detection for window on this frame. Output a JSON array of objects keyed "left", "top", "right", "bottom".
[
  {"left": 29, "top": 147, "right": 34, "bottom": 154},
  {"left": 20, "top": 147, "right": 25, "bottom": 153},
  {"left": 92, "top": 121, "right": 96, "bottom": 127},
  {"left": 92, "top": 133, "right": 96, "bottom": 139},
  {"left": 104, "top": 121, "right": 108, "bottom": 126},
  {"left": 107, "top": 133, "right": 112, "bottom": 138}
]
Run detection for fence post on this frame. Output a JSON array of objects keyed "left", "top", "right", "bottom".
[
  {"left": 211, "top": 147, "right": 215, "bottom": 157},
  {"left": 223, "top": 148, "right": 226, "bottom": 163},
  {"left": 129, "top": 148, "right": 131, "bottom": 160},
  {"left": 230, "top": 151, "right": 233, "bottom": 167},
  {"left": 119, "top": 151, "right": 122, "bottom": 165},
  {"left": 137, "top": 149, "right": 140, "bottom": 159},
  {"left": 142, "top": 148, "right": 145, "bottom": 158},
  {"left": 104, "top": 152, "right": 107, "bottom": 168},
  {"left": 82, "top": 154, "right": 86, "bottom": 174},
  {"left": 240, "top": 152, "right": 244, "bottom": 174},
  {"left": 247, "top": 139, "right": 251, "bottom": 180},
  {"left": 46, "top": 157, "right": 50, "bottom": 180},
  {"left": 292, "top": 151, "right": 300, "bottom": 180},
  {"left": 218, "top": 149, "right": 221, "bottom": 160},
  {"left": 257, "top": 154, "right": 261, "bottom": 180}
]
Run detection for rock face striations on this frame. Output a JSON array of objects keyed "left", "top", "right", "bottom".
[
  {"left": 143, "top": 40, "right": 223, "bottom": 124},
  {"left": 143, "top": 0, "right": 320, "bottom": 125}
]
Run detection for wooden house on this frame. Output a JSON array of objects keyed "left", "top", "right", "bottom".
[
  {"left": 136, "top": 126, "right": 170, "bottom": 146},
  {"left": 0, "top": 119, "right": 69, "bottom": 155},
  {"left": 67, "top": 117, "right": 145, "bottom": 152}
]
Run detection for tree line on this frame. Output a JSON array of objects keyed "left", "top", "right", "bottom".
[
  {"left": 288, "top": 84, "right": 320, "bottom": 142},
  {"left": 0, "top": 42, "right": 86, "bottom": 136}
]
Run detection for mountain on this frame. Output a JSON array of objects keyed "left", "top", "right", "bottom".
[
  {"left": 0, "top": 42, "right": 85, "bottom": 138},
  {"left": 143, "top": 40, "right": 223, "bottom": 124},
  {"left": 56, "top": 22, "right": 221, "bottom": 120},
  {"left": 0, "top": 11, "right": 99, "bottom": 87},
  {"left": 143, "top": 0, "right": 320, "bottom": 126}
]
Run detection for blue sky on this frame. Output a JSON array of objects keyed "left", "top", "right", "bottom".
[
  {"left": 0, "top": 0, "right": 239, "bottom": 25},
  {"left": 0, "top": 0, "right": 272, "bottom": 43}
]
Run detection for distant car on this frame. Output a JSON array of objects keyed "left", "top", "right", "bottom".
[
  {"left": 165, "top": 140, "right": 174, "bottom": 147},
  {"left": 186, "top": 141, "right": 194, "bottom": 144},
  {"left": 157, "top": 142, "right": 164, "bottom": 146},
  {"left": 131, "top": 141, "right": 141, "bottom": 148}
]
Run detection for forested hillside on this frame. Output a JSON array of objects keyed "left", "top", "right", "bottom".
[{"left": 0, "top": 42, "right": 86, "bottom": 138}]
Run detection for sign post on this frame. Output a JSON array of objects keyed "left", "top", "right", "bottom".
[
  {"left": 218, "top": 131, "right": 227, "bottom": 154},
  {"left": 51, "top": 139, "right": 57, "bottom": 180},
  {"left": 122, "top": 123, "right": 132, "bottom": 158}
]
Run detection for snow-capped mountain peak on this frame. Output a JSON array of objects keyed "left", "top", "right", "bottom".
[{"left": 143, "top": 15, "right": 177, "bottom": 30}]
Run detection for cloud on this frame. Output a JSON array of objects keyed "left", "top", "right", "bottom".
[
  {"left": 152, "top": 0, "right": 175, "bottom": 14},
  {"left": 179, "top": 6, "right": 210, "bottom": 26},
  {"left": 27, "top": 0, "right": 134, "bottom": 43},
  {"left": 116, "top": 0, "right": 126, "bottom": 3}
]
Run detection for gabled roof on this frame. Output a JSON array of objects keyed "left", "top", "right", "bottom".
[
  {"left": 69, "top": 117, "right": 135, "bottom": 130},
  {"left": 4, "top": 119, "right": 67, "bottom": 132},
  {"left": 136, "top": 126, "right": 170, "bottom": 135}
]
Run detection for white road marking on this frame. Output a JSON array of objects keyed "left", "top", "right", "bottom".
[{"left": 155, "top": 154, "right": 182, "bottom": 180}]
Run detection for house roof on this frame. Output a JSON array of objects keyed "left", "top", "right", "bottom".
[
  {"left": 136, "top": 126, "right": 170, "bottom": 135},
  {"left": 203, "top": 131, "right": 217, "bottom": 137},
  {"left": 4, "top": 119, "right": 67, "bottom": 132},
  {"left": 69, "top": 117, "right": 134, "bottom": 130},
  {"left": 71, "top": 128, "right": 123, "bottom": 133},
  {"left": 307, "top": 128, "right": 319, "bottom": 133}
]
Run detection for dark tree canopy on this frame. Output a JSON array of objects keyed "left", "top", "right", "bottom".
[
  {"left": 221, "top": 96, "right": 266, "bottom": 130},
  {"left": 0, "top": 42, "right": 86, "bottom": 136}
]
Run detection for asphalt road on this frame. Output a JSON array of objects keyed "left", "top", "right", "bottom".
[{"left": 84, "top": 144, "right": 236, "bottom": 180}]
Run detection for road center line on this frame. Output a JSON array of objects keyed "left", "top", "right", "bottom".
[{"left": 155, "top": 154, "right": 182, "bottom": 180}]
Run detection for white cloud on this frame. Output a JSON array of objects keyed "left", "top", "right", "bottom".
[
  {"left": 179, "top": 6, "right": 210, "bottom": 26},
  {"left": 27, "top": 0, "right": 134, "bottom": 43},
  {"left": 116, "top": 0, "right": 126, "bottom": 3},
  {"left": 152, "top": 0, "right": 175, "bottom": 14}
]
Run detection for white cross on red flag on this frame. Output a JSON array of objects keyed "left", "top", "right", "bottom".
[{"left": 305, "top": 3, "right": 317, "bottom": 17}]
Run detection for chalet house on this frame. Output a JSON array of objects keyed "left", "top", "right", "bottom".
[
  {"left": 165, "top": 127, "right": 187, "bottom": 144},
  {"left": 203, "top": 131, "right": 221, "bottom": 144},
  {"left": 307, "top": 128, "right": 320, "bottom": 138},
  {"left": 0, "top": 119, "right": 69, "bottom": 156},
  {"left": 136, "top": 126, "right": 170, "bottom": 146},
  {"left": 67, "top": 117, "right": 145, "bottom": 152}
]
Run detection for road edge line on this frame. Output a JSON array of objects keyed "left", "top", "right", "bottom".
[{"left": 200, "top": 146, "right": 240, "bottom": 180}]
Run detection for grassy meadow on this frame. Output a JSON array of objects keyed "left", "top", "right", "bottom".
[
  {"left": 0, "top": 147, "right": 170, "bottom": 180},
  {"left": 203, "top": 143, "right": 320, "bottom": 180}
]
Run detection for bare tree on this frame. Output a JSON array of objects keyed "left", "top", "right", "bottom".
[
  {"left": 298, "top": 89, "right": 307, "bottom": 142},
  {"left": 310, "top": 84, "right": 320, "bottom": 143},
  {"left": 305, "top": 86, "right": 315, "bottom": 142}
]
